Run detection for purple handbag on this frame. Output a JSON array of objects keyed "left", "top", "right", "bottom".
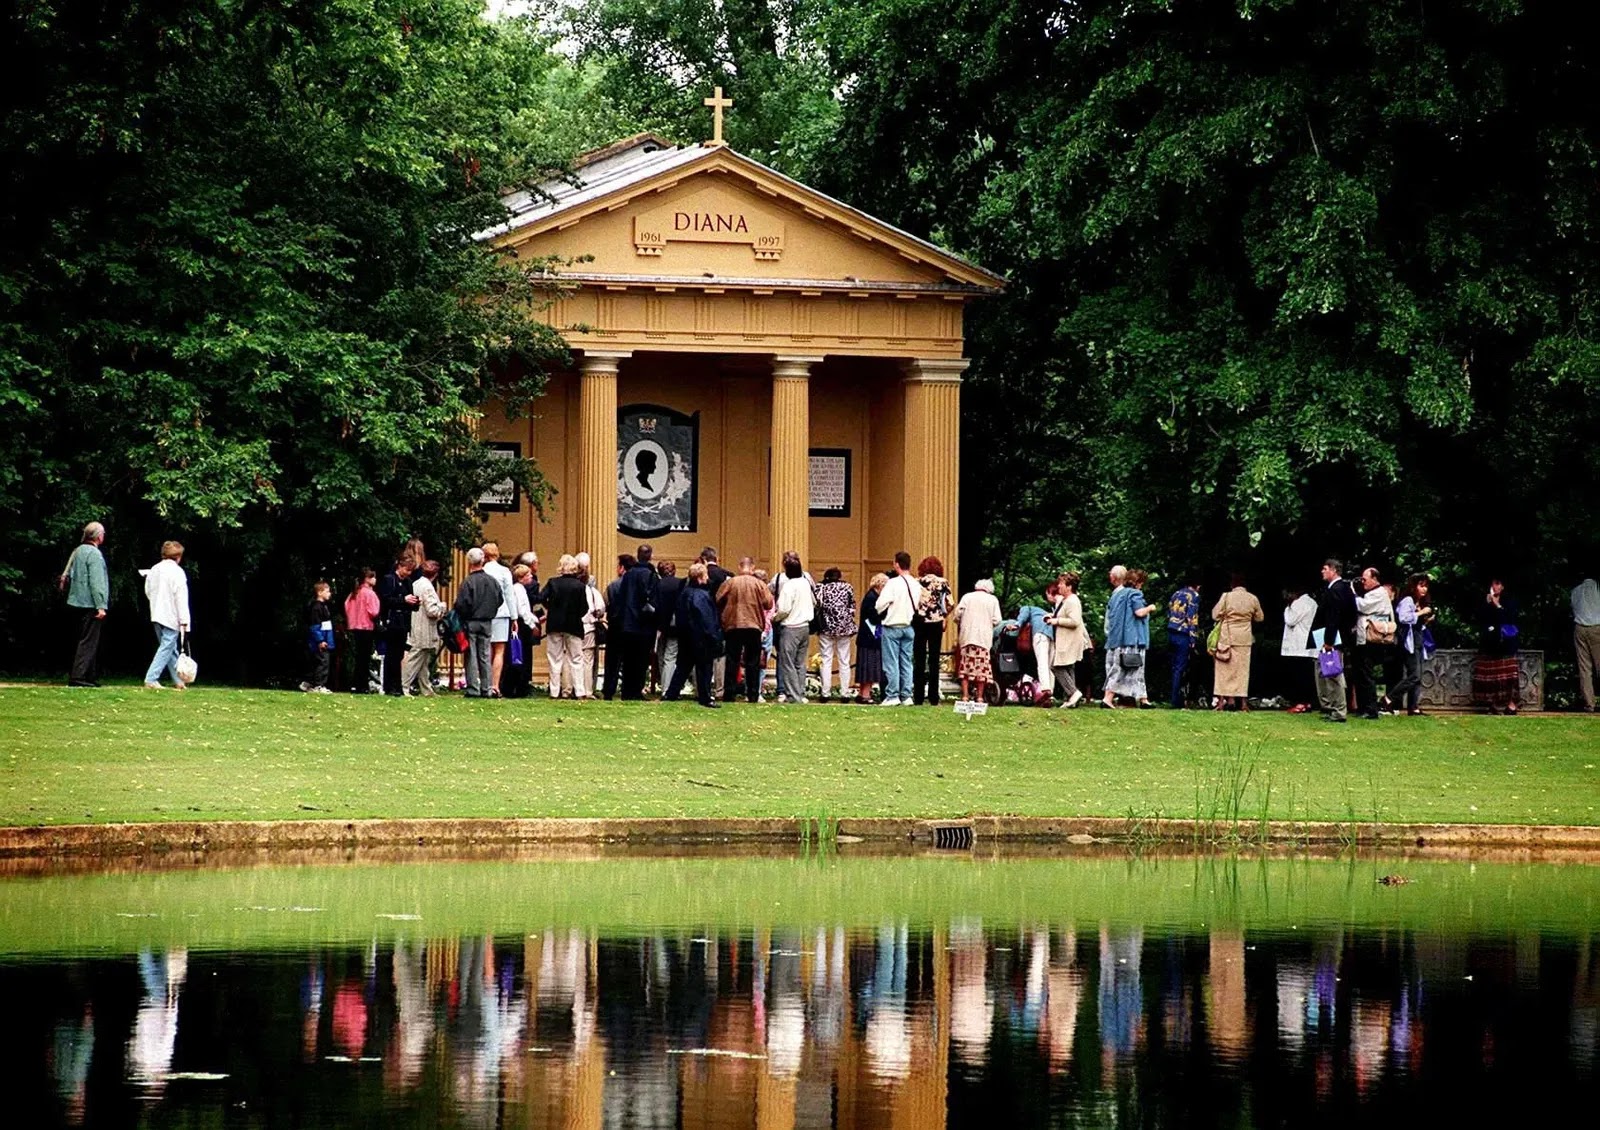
[{"left": 1317, "top": 648, "right": 1344, "bottom": 678}]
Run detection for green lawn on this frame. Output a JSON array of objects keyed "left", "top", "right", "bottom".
[{"left": 2, "top": 686, "right": 1598, "bottom": 827}]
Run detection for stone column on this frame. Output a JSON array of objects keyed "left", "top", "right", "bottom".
[
  {"left": 770, "top": 356, "right": 820, "bottom": 569},
  {"left": 902, "top": 358, "right": 968, "bottom": 587},
  {"left": 577, "top": 351, "right": 629, "bottom": 564}
]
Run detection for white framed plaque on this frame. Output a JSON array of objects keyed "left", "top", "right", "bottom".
[
  {"left": 477, "top": 442, "right": 521, "bottom": 512},
  {"left": 808, "top": 448, "right": 851, "bottom": 517}
]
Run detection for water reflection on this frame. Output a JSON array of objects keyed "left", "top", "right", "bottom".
[
  {"left": 8, "top": 920, "right": 1600, "bottom": 1126},
  {"left": 127, "top": 948, "right": 186, "bottom": 1096}
]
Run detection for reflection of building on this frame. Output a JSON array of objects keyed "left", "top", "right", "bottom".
[
  {"left": 41, "top": 915, "right": 1600, "bottom": 1126},
  {"left": 519, "top": 928, "right": 604, "bottom": 1130},
  {"left": 1206, "top": 931, "right": 1249, "bottom": 1061}
]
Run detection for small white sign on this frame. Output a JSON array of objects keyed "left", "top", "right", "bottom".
[{"left": 953, "top": 700, "right": 988, "bottom": 720}]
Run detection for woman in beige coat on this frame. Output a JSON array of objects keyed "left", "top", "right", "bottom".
[
  {"left": 1048, "top": 571, "right": 1090, "bottom": 708},
  {"left": 1211, "top": 574, "right": 1264, "bottom": 711}
]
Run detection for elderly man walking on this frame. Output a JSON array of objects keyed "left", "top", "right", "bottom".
[
  {"left": 63, "top": 521, "right": 109, "bottom": 687},
  {"left": 1573, "top": 576, "right": 1600, "bottom": 713},
  {"left": 453, "top": 548, "right": 502, "bottom": 698}
]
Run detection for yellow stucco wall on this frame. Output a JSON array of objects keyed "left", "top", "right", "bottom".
[{"left": 479, "top": 355, "right": 912, "bottom": 594}]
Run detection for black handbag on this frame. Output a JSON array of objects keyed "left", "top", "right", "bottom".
[{"left": 1118, "top": 649, "right": 1145, "bottom": 670}]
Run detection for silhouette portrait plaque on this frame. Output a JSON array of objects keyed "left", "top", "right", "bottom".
[{"left": 617, "top": 404, "right": 698, "bottom": 537}]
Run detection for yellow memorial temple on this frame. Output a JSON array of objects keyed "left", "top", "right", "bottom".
[{"left": 473, "top": 94, "right": 1003, "bottom": 590}]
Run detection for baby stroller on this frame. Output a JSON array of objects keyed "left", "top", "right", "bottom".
[{"left": 987, "top": 621, "right": 1052, "bottom": 706}]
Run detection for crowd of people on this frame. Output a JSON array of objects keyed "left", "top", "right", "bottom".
[{"left": 54, "top": 521, "right": 1600, "bottom": 716}]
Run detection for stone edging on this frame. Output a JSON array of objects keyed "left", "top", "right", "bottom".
[{"left": 3, "top": 815, "right": 1600, "bottom": 859}]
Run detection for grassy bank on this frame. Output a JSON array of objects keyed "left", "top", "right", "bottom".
[{"left": 4, "top": 686, "right": 1598, "bottom": 828}]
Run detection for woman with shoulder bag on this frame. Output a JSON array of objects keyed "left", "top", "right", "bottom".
[
  {"left": 1389, "top": 574, "right": 1434, "bottom": 716},
  {"left": 912, "top": 557, "right": 952, "bottom": 705},
  {"left": 1101, "top": 568, "right": 1154, "bottom": 708},
  {"left": 1210, "top": 574, "right": 1264, "bottom": 711}
]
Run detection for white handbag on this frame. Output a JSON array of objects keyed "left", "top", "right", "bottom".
[{"left": 175, "top": 631, "right": 198, "bottom": 685}]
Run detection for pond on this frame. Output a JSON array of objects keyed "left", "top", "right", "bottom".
[{"left": 1, "top": 847, "right": 1596, "bottom": 1127}]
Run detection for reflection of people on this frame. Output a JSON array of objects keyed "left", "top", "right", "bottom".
[
  {"left": 634, "top": 448, "right": 658, "bottom": 491},
  {"left": 128, "top": 948, "right": 187, "bottom": 1094},
  {"left": 51, "top": 1003, "right": 95, "bottom": 1125}
]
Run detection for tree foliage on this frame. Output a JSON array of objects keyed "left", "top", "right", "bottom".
[
  {"left": 546, "top": 0, "right": 839, "bottom": 173},
  {"left": 0, "top": 0, "right": 618, "bottom": 676},
  {"left": 812, "top": 0, "right": 1600, "bottom": 654}
]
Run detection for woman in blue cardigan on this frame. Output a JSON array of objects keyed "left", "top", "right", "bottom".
[{"left": 1101, "top": 568, "right": 1155, "bottom": 709}]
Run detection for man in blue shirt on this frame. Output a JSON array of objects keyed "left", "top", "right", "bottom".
[{"left": 1165, "top": 576, "right": 1201, "bottom": 708}]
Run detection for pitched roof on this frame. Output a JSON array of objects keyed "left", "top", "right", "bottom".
[{"left": 478, "top": 138, "right": 1004, "bottom": 290}]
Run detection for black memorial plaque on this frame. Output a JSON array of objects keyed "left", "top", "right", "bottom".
[{"left": 617, "top": 404, "right": 698, "bottom": 537}]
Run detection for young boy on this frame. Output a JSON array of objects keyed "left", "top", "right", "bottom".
[{"left": 302, "top": 581, "right": 336, "bottom": 693}]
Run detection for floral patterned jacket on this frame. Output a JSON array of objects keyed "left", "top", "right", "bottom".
[
  {"left": 917, "top": 575, "right": 952, "bottom": 624},
  {"left": 817, "top": 580, "right": 857, "bottom": 637}
]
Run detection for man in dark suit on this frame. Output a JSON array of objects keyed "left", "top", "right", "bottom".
[
  {"left": 699, "top": 547, "right": 733, "bottom": 696},
  {"left": 653, "top": 560, "right": 685, "bottom": 695},
  {"left": 602, "top": 555, "right": 633, "bottom": 701},
  {"left": 616, "top": 544, "right": 660, "bottom": 700},
  {"left": 1309, "top": 558, "right": 1358, "bottom": 722},
  {"left": 376, "top": 553, "right": 418, "bottom": 696}
]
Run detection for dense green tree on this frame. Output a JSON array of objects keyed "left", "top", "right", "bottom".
[
  {"left": 0, "top": 0, "right": 618, "bottom": 678},
  {"left": 547, "top": 0, "right": 839, "bottom": 172},
  {"left": 815, "top": 0, "right": 1600, "bottom": 674}
]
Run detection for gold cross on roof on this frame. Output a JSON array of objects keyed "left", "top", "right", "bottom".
[{"left": 702, "top": 86, "right": 733, "bottom": 148}]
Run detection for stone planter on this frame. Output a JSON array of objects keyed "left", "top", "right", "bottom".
[{"left": 1420, "top": 649, "right": 1544, "bottom": 710}]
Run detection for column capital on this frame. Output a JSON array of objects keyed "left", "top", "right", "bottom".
[
  {"left": 902, "top": 357, "right": 969, "bottom": 384},
  {"left": 577, "top": 350, "right": 632, "bottom": 376},
  {"left": 771, "top": 355, "right": 824, "bottom": 379}
]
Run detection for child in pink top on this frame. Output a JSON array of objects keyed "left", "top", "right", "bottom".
[{"left": 344, "top": 568, "right": 380, "bottom": 692}]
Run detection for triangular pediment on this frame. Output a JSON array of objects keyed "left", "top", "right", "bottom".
[{"left": 485, "top": 141, "right": 1003, "bottom": 293}]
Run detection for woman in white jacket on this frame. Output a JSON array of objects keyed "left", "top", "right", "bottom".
[
  {"left": 1280, "top": 586, "right": 1319, "bottom": 713},
  {"left": 401, "top": 560, "right": 445, "bottom": 696},
  {"left": 142, "top": 541, "right": 191, "bottom": 689}
]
